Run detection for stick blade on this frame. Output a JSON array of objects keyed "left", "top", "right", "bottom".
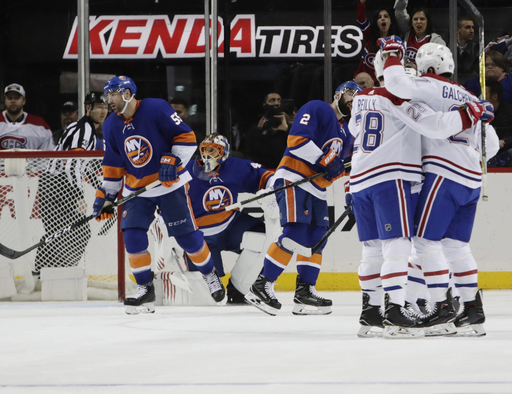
[
  {"left": 281, "top": 237, "right": 312, "bottom": 257},
  {"left": 0, "top": 243, "right": 24, "bottom": 259}
]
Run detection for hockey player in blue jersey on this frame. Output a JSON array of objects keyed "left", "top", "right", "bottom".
[
  {"left": 245, "top": 81, "right": 362, "bottom": 316},
  {"left": 184, "top": 133, "right": 275, "bottom": 304},
  {"left": 92, "top": 76, "right": 225, "bottom": 314}
]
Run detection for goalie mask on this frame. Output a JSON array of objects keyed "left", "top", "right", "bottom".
[
  {"left": 416, "top": 43, "right": 454, "bottom": 77},
  {"left": 199, "top": 134, "right": 230, "bottom": 173},
  {"left": 334, "top": 81, "right": 363, "bottom": 117}
]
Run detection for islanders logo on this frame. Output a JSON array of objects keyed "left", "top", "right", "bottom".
[
  {"left": 203, "top": 186, "right": 233, "bottom": 212},
  {"left": 322, "top": 138, "right": 343, "bottom": 155},
  {"left": 125, "top": 135, "right": 152, "bottom": 167}
]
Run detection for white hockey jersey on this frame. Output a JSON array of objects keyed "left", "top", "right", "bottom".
[
  {"left": 0, "top": 111, "right": 54, "bottom": 150},
  {"left": 348, "top": 87, "right": 473, "bottom": 193},
  {"left": 383, "top": 57, "right": 500, "bottom": 189}
]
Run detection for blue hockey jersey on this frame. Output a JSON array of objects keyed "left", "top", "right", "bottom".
[
  {"left": 101, "top": 98, "right": 197, "bottom": 197},
  {"left": 274, "top": 100, "right": 351, "bottom": 200},
  {"left": 185, "top": 157, "right": 274, "bottom": 236}
]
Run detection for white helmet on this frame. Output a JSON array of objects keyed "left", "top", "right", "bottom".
[
  {"left": 199, "top": 134, "right": 230, "bottom": 172},
  {"left": 373, "top": 50, "right": 405, "bottom": 81},
  {"left": 416, "top": 43, "right": 454, "bottom": 76}
]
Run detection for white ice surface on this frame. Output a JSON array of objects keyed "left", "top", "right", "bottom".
[{"left": 1, "top": 290, "right": 511, "bottom": 394}]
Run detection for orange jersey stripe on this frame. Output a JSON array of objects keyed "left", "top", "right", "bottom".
[
  {"left": 297, "top": 253, "right": 322, "bottom": 265},
  {"left": 287, "top": 135, "right": 309, "bottom": 148},
  {"left": 184, "top": 183, "right": 199, "bottom": 230},
  {"left": 172, "top": 131, "right": 197, "bottom": 145},
  {"left": 128, "top": 252, "right": 151, "bottom": 269},
  {"left": 103, "top": 165, "right": 125, "bottom": 180},
  {"left": 196, "top": 210, "right": 234, "bottom": 228},
  {"left": 258, "top": 170, "right": 275, "bottom": 190},
  {"left": 125, "top": 173, "right": 159, "bottom": 189},
  {"left": 187, "top": 241, "right": 211, "bottom": 265},
  {"left": 285, "top": 185, "right": 295, "bottom": 222},
  {"left": 267, "top": 242, "right": 293, "bottom": 267},
  {"left": 279, "top": 156, "right": 332, "bottom": 188}
]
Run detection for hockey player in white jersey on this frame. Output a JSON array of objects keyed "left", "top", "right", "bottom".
[
  {"left": 380, "top": 38, "right": 499, "bottom": 336},
  {"left": 349, "top": 48, "right": 493, "bottom": 338}
]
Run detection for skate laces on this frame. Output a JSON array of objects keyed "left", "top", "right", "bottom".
[
  {"left": 135, "top": 285, "right": 148, "bottom": 299},
  {"left": 404, "top": 302, "right": 424, "bottom": 319},
  {"left": 264, "top": 281, "right": 277, "bottom": 299},
  {"left": 204, "top": 271, "right": 222, "bottom": 292},
  {"left": 309, "top": 285, "right": 325, "bottom": 300}
]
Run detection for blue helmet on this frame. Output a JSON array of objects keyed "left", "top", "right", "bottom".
[
  {"left": 335, "top": 81, "right": 363, "bottom": 96},
  {"left": 103, "top": 76, "right": 137, "bottom": 96}
]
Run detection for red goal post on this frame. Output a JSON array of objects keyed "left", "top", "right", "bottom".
[{"left": 0, "top": 149, "right": 126, "bottom": 301}]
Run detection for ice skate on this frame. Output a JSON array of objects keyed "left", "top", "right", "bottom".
[
  {"left": 202, "top": 268, "right": 226, "bottom": 302},
  {"left": 357, "top": 292, "right": 384, "bottom": 338},
  {"left": 421, "top": 288, "right": 457, "bottom": 337},
  {"left": 454, "top": 289, "right": 486, "bottom": 337},
  {"left": 382, "top": 294, "right": 424, "bottom": 339},
  {"left": 226, "top": 280, "right": 246, "bottom": 305},
  {"left": 124, "top": 283, "right": 156, "bottom": 315},
  {"left": 245, "top": 274, "right": 281, "bottom": 316},
  {"left": 292, "top": 276, "right": 332, "bottom": 315}
]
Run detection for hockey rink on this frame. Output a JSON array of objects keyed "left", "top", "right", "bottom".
[{"left": 1, "top": 290, "right": 511, "bottom": 394}]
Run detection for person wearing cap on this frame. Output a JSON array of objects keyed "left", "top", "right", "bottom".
[
  {"left": 53, "top": 101, "right": 79, "bottom": 144},
  {"left": 0, "top": 83, "right": 54, "bottom": 150}
]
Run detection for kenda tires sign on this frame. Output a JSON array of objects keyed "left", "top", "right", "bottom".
[{"left": 63, "top": 15, "right": 363, "bottom": 60}]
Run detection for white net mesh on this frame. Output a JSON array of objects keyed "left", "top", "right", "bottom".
[{"left": 0, "top": 150, "right": 124, "bottom": 300}]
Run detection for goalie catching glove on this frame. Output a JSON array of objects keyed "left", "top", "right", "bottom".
[
  {"left": 92, "top": 188, "right": 117, "bottom": 221},
  {"left": 317, "top": 148, "right": 345, "bottom": 182},
  {"left": 461, "top": 100, "right": 494, "bottom": 126},
  {"left": 160, "top": 152, "right": 181, "bottom": 187}
]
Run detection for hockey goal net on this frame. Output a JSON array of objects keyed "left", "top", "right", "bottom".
[{"left": 0, "top": 150, "right": 127, "bottom": 301}]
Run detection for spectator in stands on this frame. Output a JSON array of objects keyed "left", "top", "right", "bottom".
[
  {"left": 34, "top": 91, "right": 109, "bottom": 278},
  {"left": 354, "top": 0, "right": 400, "bottom": 84},
  {"left": 0, "top": 83, "right": 54, "bottom": 150},
  {"left": 53, "top": 101, "right": 79, "bottom": 145},
  {"left": 394, "top": 1, "right": 446, "bottom": 63},
  {"left": 244, "top": 92, "right": 289, "bottom": 169},
  {"left": 485, "top": 34, "right": 512, "bottom": 64},
  {"left": 354, "top": 72, "right": 375, "bottom": 89},
  {"left": 170, "top": 97, "right": 189, "bottom": 120},
  {"left": 464, "top": 51, "right": 512, "bottom": 104},
  {"left": 456, "top": 15, "right": 479, "bottom": 75},
  {"left": 486, "top": 81, "right": 512, "bottom": 167}
]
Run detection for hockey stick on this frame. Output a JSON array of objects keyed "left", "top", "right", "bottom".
[
  {"left": 281, "top": 206, "right": 353, "bottom": 257},
  {"left": 224, "top": 172, "right": 328, "bottom": 211},
  {"left": 479, "top": 52, "right": 488, "bottom": 202},
  {"left": 0, "top": 180, "right": 161, "bottom": 260}
]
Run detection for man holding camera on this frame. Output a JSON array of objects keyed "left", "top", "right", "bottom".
[{"left": 245, "top": 92, "right": 296, "bottom": 169}]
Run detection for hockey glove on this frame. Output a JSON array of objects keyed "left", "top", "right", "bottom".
[
  {"left": 344, "top": 181, "right": 353, "bottom": 213},
  {"left": 92, "top": 188, "right": 117, "bottom": 222},
  {"left": 462, "top": 100, "right": 494, "bottom": 126},
  {"left": 378, "top": 35, "right": 405, "bottom": 60},
  {"left": 317, "top": 148, "right": 345, "bottom": 182},
  {"left": 159, "top": 152, "right": 182, "bottom": 187}
]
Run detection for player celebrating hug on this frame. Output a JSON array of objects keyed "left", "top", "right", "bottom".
[
  {"left": 92, "top": 76, "right": 225, "bottom": 314},
  {"left": 380, "top": 37, "right": 499, "bottom": 336},
  {"left": 245, "top": 81, "right": 361, "bottom": 316}
]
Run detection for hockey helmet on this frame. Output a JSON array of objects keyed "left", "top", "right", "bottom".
[
  {"left": 416, "top": 43, "right": 454, "bottom": 77},
  {"left": 373, "top": 50, "right": 406, "bottom": 81},
  {"left": 84, "top": 91, "right": 107, "bottom": 110},
  {"left": 103, "top": 76, "right": 137, "bottom": 97},
  {"left": 334, "top": 81, "right": 363, "bottom": 100},
  {"left": 199, "top": 134, "right": 230, "bottom": 172}
]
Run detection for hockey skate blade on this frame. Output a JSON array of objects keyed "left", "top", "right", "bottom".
[
  {"left": 292, "top": 303, "right": 332, "bottom": 315},
  {"left": 280, "top": 237, "right": 312, "bottom": 257},
  {"left": 244, "top": 292, "right": 280, "bottom": 316},
  {"left": 357, "top": 325, "right": 384, "bottom": 338},
  {"left": 453, "top": 324, "right": 486, "bottom": 337},
  {"left": 424, "top": 322, "right": 457, "bottom": 337},
  {"left": 383, "top": 326, "right": 425, "bottom": 339},
  {"left": 125, "top": 303, "right": 156, "bottom": 315}
]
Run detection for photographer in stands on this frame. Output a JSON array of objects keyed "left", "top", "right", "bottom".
[{"left": 245, "top": 97, "right": 296, "bottom": 169}]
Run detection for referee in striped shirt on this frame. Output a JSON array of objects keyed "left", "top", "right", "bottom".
[{"left": 34, "top": 92, "right": 109, "bottom": 275}]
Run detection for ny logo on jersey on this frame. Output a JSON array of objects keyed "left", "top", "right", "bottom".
[
  {"left": 125, "top": 135, "right": 153, "bottom": 167},
  {"left": 322, "top": 138, "right": 343, "bottom": 155},
  {"left": 203, "top": 186, "right": 233, "bottom": 212}
]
